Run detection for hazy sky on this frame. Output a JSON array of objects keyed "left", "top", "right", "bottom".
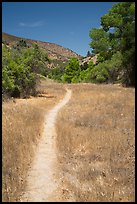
[{"left": 2, "top": 2, "right": 117, "bottom": 56}]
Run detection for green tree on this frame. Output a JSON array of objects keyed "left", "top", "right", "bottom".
[
  {"left": 48, "top": 67, "right": 65, "bottom": 82},
  {"left": 89, "top": 28, "right": 112, "bottom": 60},
  {"left": 80, "top": 60, "right": 95, "bottom": 82},
  {"left": 2, "top": 45, "right": 36, "bottom": 98},
  {"left": 107, "top": 51, "right": 123, "bottom": 82},
  {"left": 96, "top": 54, "right": 105, "bottom": 64},
  {"left": 89, "top": 2, "right": 135, "bottom": 86},
  {"left": 30, "top": 44, "right": 50, "bottom": 75},
  {"left": 86, "top": 51, "right": 91, "bottom": 57},
  {"left": 86, "top": 51, "right": 122, "bottom": 84},
  {"left": 101, "top": 2, "right": 135, "bottom": 85},
  {"left": 89, "top": 62, "right": 109, "bottom": 83},
  {"left": 63, "top": 58, "right": 80, "bottom": 83},
  {"left": 2, "top": 42, "right": 52, "bottom": 98}
]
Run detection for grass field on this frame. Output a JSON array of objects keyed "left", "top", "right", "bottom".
[
  {"left": 2, "top": 79, "right": 65, "bottom": 202},
  {"left": 2, "top": 81, "right": 135, "bottom": 202},
  {"left": 56, "top": 83, "right": 135, "bottom": 202}
]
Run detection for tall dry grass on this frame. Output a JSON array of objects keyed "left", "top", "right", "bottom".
[
  {"left": 56, "top": 83, "right": 135, "bottom": 202},
  {"left": 2, "top": 79, "right": 65, "bottom": 202}
]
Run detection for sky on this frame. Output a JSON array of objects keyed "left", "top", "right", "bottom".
[{"left": 2, "top": 2, "right": 117, "bottom": 56}]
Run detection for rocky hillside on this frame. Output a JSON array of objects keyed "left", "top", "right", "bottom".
[
  {"left": 2, "top": 33, "right": 98, "bottom": 71},
  {"left": 80, "top": 55, "right": 98, "bottom": 66},
  {"left": 2, "top": 32, "right": 82, "bottom": 63}
]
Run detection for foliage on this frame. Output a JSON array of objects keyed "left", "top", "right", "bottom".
[
  {"left": 89, "top": 28, "right": 112, "bottom": 60},
  {"left": 96, "top": 54, "right": 105, "bottom": 64},
  {"left": 2, "top": 42, "right": 50, "bottom": 98},
  {"left": 48, "top": 67, "right": 65, "bottom": 82},
  {"left": 52, "top": 59, "right": 67, "bottom": 69},
  {"left": 63, "top": 58, "right": 81, "bottom": 83},
  {"left": 107, "top": 51, "right": 123, "bottom": 82},
  {"left": 89, "top": 2, "right": 135, "bottom": 86},
  {"left": 2, "top": 46, "right": 35, "bottom": 97},
  {"left": 27, "top": 44, "right": 50, "bottom": 76},
  {"left": 90, "top": 62, "right": 109, "bottom": 83},
  {"left": 80, "top": 62, "right": 88, "bottom": 71},
  {"left": 80, "top": 68, "right": 91, "bottom": 82},
  {"left": 87, "top": 52, "right": 123, "bottom": 83},
  {"left": 101, "top": 2, "right": 135, "bottom": 86}
]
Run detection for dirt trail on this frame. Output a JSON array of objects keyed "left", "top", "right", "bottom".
[{"left": 20, "top": 88, "right": 72, "bottom": 202}]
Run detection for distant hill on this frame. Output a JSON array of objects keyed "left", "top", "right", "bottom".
[{"left": 2, "top": 33, "right": 82, "bottom": 64}]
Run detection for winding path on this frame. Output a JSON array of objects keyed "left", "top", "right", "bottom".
[{"left": 20, "top": 88, "right": 72, "bottom": 202}]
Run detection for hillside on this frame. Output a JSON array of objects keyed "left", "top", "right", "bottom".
[
  {"left": 2, "top": 33, "right": 98, "bottom": 71},
  {"left": 2, "top": 32, "right": 82, "bottom": 62}
]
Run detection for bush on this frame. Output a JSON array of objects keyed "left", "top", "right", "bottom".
[
  {"left": 80, "top": 68, "right": 91, "bottom": 82},
  {"left": 71, "top": 76, "right": 80, "bottom": 83},
  {"left": 63, "top": 58, "right": 80, "bottom": 83},
  {"left": 2, "top": 42, "right": 51, "bottom": 98},
  {"left": 2, "top": 45, "right": 37, "bottom": 98},
  {"left": 87, "top": 52, "right": 123, "bottom": 83},
  {"left": 90, "top": 62, "right": 109, "bottom": 83},
  {"left": 48, "top": 67, "right": 65, "bottom": 82}
]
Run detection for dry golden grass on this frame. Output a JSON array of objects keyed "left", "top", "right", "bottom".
[
  {"left": 2, "top": 79, "right": 66, "bottom": 202},
  {"left": 56, "top": 83, "right": 135, "bottom": 202}
]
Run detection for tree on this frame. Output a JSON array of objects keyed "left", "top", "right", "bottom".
[
  {"left": 89, "top": 28, "right": 112, "bottom": 60},
  {"left": 27, "top": 44, "right": 50, "bottom": 76},
  {"left": 86, "top": 51, "right": 91, "bottom": 57},
  {"left": 101, "top": 2, "right": 135, "bottom": 85},
  {"left": 89, "top": 2, "right": 135, "bottom": 86},
  {"left": 63, "top": 58, "right": 80, "bottom": 83},
  {"left": 48, "top": 67, "right": 65, "bottom": 82},
  {"left": 80, "top": 60, "right": 95, "bottom": 82},
  {"left": 2, "top": 45, "right": 36, "bottom": 98}
]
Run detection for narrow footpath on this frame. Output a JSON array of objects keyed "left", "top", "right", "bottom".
[{"left": 20, "top": 89, "right": 72, "bottom": 202}]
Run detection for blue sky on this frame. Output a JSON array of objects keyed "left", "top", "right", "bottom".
[{"left": 2, "top": 2, "right": 117, "bottom": 56}]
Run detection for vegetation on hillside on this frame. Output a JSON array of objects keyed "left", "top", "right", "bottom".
[
  {"left": 49, "top": 2, "right": 135, "bottom": 86},
  {"left": 2, "top": 41, "right": 50, "bottom": 98}
]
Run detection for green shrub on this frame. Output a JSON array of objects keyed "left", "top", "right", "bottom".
[
  {"left": 71, "top": 76, "right": 80, "bottom": 83},
  {"left": 80, "top": 60, "right": 95, "bottom": 82},
  {"left": 2, "top": 44, "right": 36, "bottom": 98},
  {"left": 90, "top": 62, "right": 109, "bottom": 83},
  {"left": 63, "top": 58, "right": 80, "bottom": 83},
  {"left": 48, "top": 67, "right": 64, "bottom": 82},
  {"left": 88, "top": 52, "right": 122, "bottom": 83}
]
